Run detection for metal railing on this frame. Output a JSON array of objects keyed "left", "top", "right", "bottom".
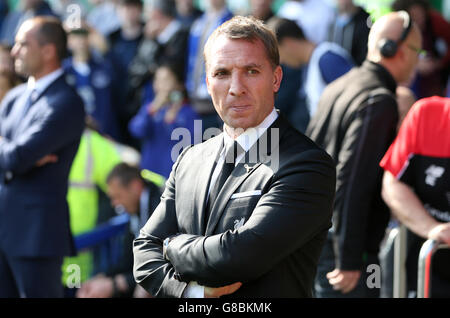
[
  {"left": 392, "top": 225, "right": 407, "bottom": 298},
  {"left": 391, "top": 224, "right": 450, "bottom": 298},
  {"left": 417, "top": 240, "right": 450, "bottom": 298},
  {"left": 74, "top": 213, "right": 130, "bottom": 251},
  {"left": 74, "top": 213, "right": 130, "bottom": 274}
]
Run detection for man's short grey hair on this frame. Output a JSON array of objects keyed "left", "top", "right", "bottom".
[{"left": 204, "top": 15, "right": 280, "bottom": 70}]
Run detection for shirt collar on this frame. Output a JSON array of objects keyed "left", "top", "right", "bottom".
[
  {"left": 223, "top": 108, "right": 278, "bottom": 153},
  {"left": 27, "top": 68, "right": 64, "bottom": 95}
]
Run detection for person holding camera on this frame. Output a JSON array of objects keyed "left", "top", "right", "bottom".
[{"left": 128, "top": 62, "right": 199, "bottom": 178}]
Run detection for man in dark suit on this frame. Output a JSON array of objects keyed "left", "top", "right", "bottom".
[
  {"left": 0, "top": 16, "right": 85, "bottom": 297},
  {"left": 133, "top": 16, "right": 336, "bottom": 298}
]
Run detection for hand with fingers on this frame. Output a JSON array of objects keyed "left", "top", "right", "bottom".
[
  {"left": 327, "top": 269, "right": 361, "bottom": 294},
  {"left": 35, "top": 154, "right": 58, "bottom": 167},
  {"left": 204, "top": 282, "right": 242, "bottom": 298}
]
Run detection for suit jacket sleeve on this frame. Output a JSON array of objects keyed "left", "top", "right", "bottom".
[
  {"left": 0, "top": 93, "right": 85, "bottom": 174},
  {"left": 333, "top": 95, "right": 397, "bottom": 270},
  {"left": 133, "top": 146, "right": 192, "bottom": 298},
  {"left": 164, "top": 148, "right": 335, "bottom": 287}
]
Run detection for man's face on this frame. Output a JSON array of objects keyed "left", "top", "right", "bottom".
[
  {"left": 154, "top": 66, "right": 178, "bottom": 95},
  {"left": 205, "top": 36, "right": 282, "bottom": 130},
  {"left": 107, "top": 178, "right": 140, "bottom": 214},
  {"left": 250, "top": 0, "right": 272, "bottom": 19},
  {"left": 208, "top": 0, "right": 225, "bottom": 11},
  {"left": 118, "top": 4, "right": 142, "bottom": 28},
  {"left": 144, "top": 8, "right": 165, "bottom": 39},
  {"left": 278, "top": 38, "right": 301, "bottom": 68},
  {"left": 399, "top": 27, "right": 422, "bottom": 83},
  {"left": 67, "top": 33, "right": 89, "bottom": 55},
  {"left": 11, "top": 22, "right": 44, "bottom": 78},
  {"left": 23, "top": 0, "right": 42, "bottom": 10}
]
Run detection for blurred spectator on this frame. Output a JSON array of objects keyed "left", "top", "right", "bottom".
[
  {"left": 129, "top": 62, "right": 199, "bottom": 179},
  {"left": 64, "top": 25, "right": 121, "bottom": 141},
  {"left": 106, "top": 0, "right": 144, "bottom": 144},
  {"left": 274, "top": 64, "right": 305, "bottom": 131},
  {"left": 255, "top": 2, "right": 302, "bottom": 134},
  {"left": 277, "top": 0, "right": 335, "bottom": 44},
  {"left": 306, "top": 11, "right": 422, "bottom": 297},
  {"left": 0, "top": 44, "right": 15, "bottom": 74},
  {"left": 63, "top": 127, "right": 122, "bottom": 297},
  {"left": 0, "top": 17, "right": 85, "bottom": 297},
  {"left": 76, "top": 163, "right": 163, "bottom": 298},
  {"left": 380, "top": 96, "right": 450, "bottom": 297},
  {"left": 175, "top": 0, "right": 202, "bottom": 29},
  {"left": 328, "top": 0, "right": 371, "bottom": 66},
  {"left": 0, "top": 1, "right": 9, "bottom": 32},
  {"left": 248, "top": 0, "right": 274, "bottom": 22},
  {"left": 0, "top": 0, "right": 59, "bottom": 46},
  {"left": 268, "top": 17, "right": 354, "bottom": 131},
  {"left": 0, "top": 44, "right": 21, "bottom": 102},
  {"left": 392, "top": 0, "right": 450, "bottom": 98},
  {"left": 185, "top": 0, "right": 233, "bottom": 132},
  {"left": 0, "top": 69, "right": 20, "bottom": 103},
  {"left": 86, "top": 0, "right": 121, "bottom": 36},
  {"left": 127, "top": 0, "right": 189, "bottom": 136}
]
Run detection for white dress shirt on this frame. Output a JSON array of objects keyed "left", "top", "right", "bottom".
[{"left": 27, "top": 68, "right": 64, "bottom": 100}]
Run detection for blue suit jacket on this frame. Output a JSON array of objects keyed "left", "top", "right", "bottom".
[{"left": 0, "top": 74, "right": 85, "bottom": 257}]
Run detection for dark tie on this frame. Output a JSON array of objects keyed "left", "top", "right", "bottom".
[{"left": 205, "top": 141, "right": 241, "bottom": 221}]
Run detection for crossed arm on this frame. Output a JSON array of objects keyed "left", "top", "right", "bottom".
[
  {"left": 133, "top": 148, "right": 336, "bottom": 297},
  {"left": 0, "top": 100, "right": 84, "bottom": 174}
]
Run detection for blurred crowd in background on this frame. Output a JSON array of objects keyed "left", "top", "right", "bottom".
[{"left": 0, "top": 0, "right": 449, "bottom": 298}]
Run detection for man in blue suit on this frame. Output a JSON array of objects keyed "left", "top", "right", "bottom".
[{"left": 0, "top": 16, "right": 85, "bottom": 297}]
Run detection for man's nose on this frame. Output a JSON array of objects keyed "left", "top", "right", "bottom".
[
  {"left": 10, "top": 45, "right": 18, "bottom": 58},
  {"left": 229, "top": 73, "right": 246, "bottom": 97}
]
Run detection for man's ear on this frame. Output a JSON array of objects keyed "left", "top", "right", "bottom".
[
  {"left": 42, "top": 43, "right": 57, "bottom": 62},
  {"left": 273, "top": 65, "right": 283, "bottom": 93}
]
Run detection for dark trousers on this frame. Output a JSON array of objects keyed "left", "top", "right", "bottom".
[
  {"left": 314, "top": 236, "right": 380, "bottom": 298},
  {"left": 0, "top": 248, "right": 64, "bottom": 298}
]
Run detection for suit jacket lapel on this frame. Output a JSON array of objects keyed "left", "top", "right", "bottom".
[
  {"left": 13, "top": 75, "right": 65, "bottom": 138},
  {"left": 205, "top": 114, "right": 289, "bottom": 235},
  {"left": 205, "top": 160, "right": 262, "bottom": 235},
  {"left": 193, "top": 135, "right": 223, "bottom": 234}
]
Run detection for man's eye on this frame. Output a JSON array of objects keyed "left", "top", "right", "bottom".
[
  {"left": 214, "top": 71, "right": 228, "bottom": 77},
  {"left": 248, "top": 69, "right": 259, "bottom": 74}
]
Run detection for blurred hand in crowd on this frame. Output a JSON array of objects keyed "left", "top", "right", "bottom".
[{"left": 327, "top": 269, "right": 361, "bottom": 294}]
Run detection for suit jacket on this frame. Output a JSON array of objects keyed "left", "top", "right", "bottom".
[
  {"left": 133, "top": 114, "right": 336, "bottom": 297},
  {"left": 0, "top": 74, "right": 85, "bottom": 257}
]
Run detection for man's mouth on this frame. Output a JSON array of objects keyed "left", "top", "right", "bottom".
[{"left": 230, "top": 105, "right": 251, "bottom": 112}]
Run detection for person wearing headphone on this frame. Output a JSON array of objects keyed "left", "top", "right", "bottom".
[{"left": 306, "top": 11, "right": 422, "bottom": 298}]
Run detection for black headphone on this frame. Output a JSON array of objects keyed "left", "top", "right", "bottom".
[{"left": 378, "top": 11, "right": 412, "bottom": 58}]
